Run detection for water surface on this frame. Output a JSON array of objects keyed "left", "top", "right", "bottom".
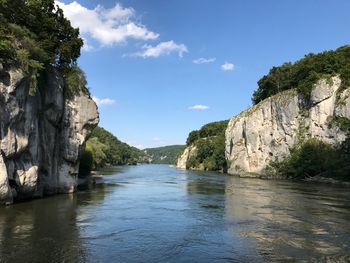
[{"left": 0, "top": 164, "right": 350, "bottom": 262}]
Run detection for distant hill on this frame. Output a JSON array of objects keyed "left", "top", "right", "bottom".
[{"left": 143, "top": 145, "right": 186, "bottom": 164}]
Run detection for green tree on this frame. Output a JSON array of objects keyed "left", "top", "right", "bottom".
[
  {"left": 0, "top": 0, "right": 83, "bottom": 68},
  {"left": 184, "top": 120, "right": 228, "bottom": 172},
  {"left": 252, "top": 46, "right": 350, "bottom": 104},
  {"left": 270, "top": 138, "right": 350, "bottom": 180}
]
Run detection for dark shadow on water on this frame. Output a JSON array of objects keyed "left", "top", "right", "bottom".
[
  {"left": 0, "top": 178, "right": 114, "bottom": 262},
  {"left": 0, "top": 195, "right": 86, "bottom": 262}
]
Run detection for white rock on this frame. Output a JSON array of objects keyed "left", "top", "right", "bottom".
[
  {"left": 176, "top": 145, "right": 197, "bottom": 169},
  {"left": 225, "top": 76, "right": 349, "bottom": 177},
  {"left": 0, "top": 68, "right": 99, "bottom": 204}
]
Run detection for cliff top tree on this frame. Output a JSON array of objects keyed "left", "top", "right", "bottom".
[
  {"left": 0, "top": 0, "right": 83, "bottom": 69},
  {"left": 186, "top": 120, "right": 229, "bottom": 145},
  {"left": 252, "top": 45, "right": 350, "bottom": 104}
]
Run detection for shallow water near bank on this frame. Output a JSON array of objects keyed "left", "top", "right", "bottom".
[{"left": 0, "top": 164, "right": 350, "bottom": 262}]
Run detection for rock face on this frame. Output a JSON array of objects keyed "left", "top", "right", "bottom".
[
  {"left": 176, "top": 145, "right": 197, "bottom": 169},
  {"left": 225, "top": 77, "right": 350, "bottom": 176},
  {"left": 0, "top": 67, "right": 99, "bottom": 204}
]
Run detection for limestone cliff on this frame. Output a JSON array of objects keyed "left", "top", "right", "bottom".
[
  {"left": 225, "top": 76, "right": 350, "bottom": 176},
  {"left": 0, "top": 67, "right": 99, "bottom": 204},
  {"left": 176, "top": 145, "right": 197, "bottom": 169}
]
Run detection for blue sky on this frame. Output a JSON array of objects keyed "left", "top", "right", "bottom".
[{"left": 57, "top": 0, "right": 350, "bottom": 148}]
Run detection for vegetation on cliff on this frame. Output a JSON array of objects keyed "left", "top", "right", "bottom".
[
  {"left": 186, "top": 120, "right": 229, "bottom": 146},
  {"left": 269, "top": 137, "right": 350, "bottom": 181},
  {"left": 251, "top": 46, "right": 350, "bottom": 181},
  {"left": 252, "top": 45, "right": 350, "bottom": 104},
  {"left": 184, "top": 120, "right": 228, "bottom": 172},
  {"left": 143, "top": 145, "right": 186, "bottom": 164},
  {"left": 0, "top": 0, "right": 87, "bottom": 96}
]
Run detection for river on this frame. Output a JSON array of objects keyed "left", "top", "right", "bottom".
[{"left": 0, "top": 164, "right": 349, "bottom": 262}]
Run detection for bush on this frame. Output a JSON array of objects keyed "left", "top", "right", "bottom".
[
  {"left": 65, "top": 65, "right": 89, "bottom": 97},
  {"left": 85, "top": 137, "right": 109, "bottom": 169},
  {"left": 269, "top": 138, "right": 350, "bottom": 180}
]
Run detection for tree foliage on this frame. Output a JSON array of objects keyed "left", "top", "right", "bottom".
[
  {"left": 186, "top": 120, "right": 229, "bottom": 145},
  {"left": 79, "top": 127, "right": 144, "bottom": 174},
  {"left": 269, "top": 138, "right": 350, "bottom": 181},
  {"left": 143, "top": 145, "right": 186, "bottom": 164},
  {"left": 252, "top": 46, "right": 350, "bottom": 104},
  {"left": 0, "top": 0, "right": 85, "bottom": 96},
  {"left": 185, "top": 120, "right": 228, "bottom": 172},
  {"left": 0, "top": 0, "right": 83, "bottom": 68},
  {"left": 65, "top": 65, "right": 89, "bottom": 97}
]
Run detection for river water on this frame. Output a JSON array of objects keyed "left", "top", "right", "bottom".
[{"left": 0, "top": 164, "right": 350, "bottom": 262}]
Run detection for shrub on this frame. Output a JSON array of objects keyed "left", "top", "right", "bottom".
[
  {"left": 269, "top": 138, "right": 350, "bottom": 181},
  {"left": 65, "top": 65, "right": 89, "bottom": 97}
]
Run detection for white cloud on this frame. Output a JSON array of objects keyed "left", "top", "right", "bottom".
[
  {"left": 193, "top": 57, "right": 216, "bottom": 64},
  {"left": 188, "top": 104, "right": 209, "bottom": 110},
  {"left": 92, "top": 96, "right": 115, "bottom": 106},
  {"left": 221, "top": 62, "right": 235, "bottom": 71},
  {"left": 130, "top": 41, "right": 188, "bottom": 58},
  {"left": 55, "top": 1, "right": 158, "bottom": 49}
]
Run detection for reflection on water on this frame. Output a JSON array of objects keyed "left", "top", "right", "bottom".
[
  {"left": 0, "top": 165, "right": 349, "bottom": 262},
  {"left": 224, "top": 178, "right": 350, "bottom": 262},
  {"left": 0, "top": 194, "right": 85, "bottom": 262}
]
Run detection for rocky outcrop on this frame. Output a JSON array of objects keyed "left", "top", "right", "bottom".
[
  {"left": 176, "top": 145, "right": 197, "bottom": 169},
  {"left": 225, "top": 76, "right": 349, "bottom": 176},
  {"left": 0, "top": 67, "right": 99, "bottom": 204}
]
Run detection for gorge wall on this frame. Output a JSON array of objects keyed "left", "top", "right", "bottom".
[
  {"left": 177, "top": 77, "right": 350, "bottom": 177},
  {"left": 225, "top": 76, "right": 350, "bottom": 176},
  {"left": 0, "top": 67, "right": 99, "bottom": 204}
]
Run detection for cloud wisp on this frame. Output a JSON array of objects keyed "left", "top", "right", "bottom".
[
  {"left": 221, "top": 62, "right": 235, "bottom": 71},
  {"left": 92, "top": 96, "right": 116, "bottom": 106},
  {"left": 55, "top": 1, "right": 158, "bottom": 48},
  {"left": 193, "top": 57, "right": 216, "bottom": 64},
  {"left": 130, "top": 41, "right": 188, "bottom": 58},
  {"left": 188, "top": 104, "right": 210, "bottom": 110}
]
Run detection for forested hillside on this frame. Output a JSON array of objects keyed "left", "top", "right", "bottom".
[
  {"left": 143, "top": 145, "right": 186, "bottom": 164},
  {"left": 79, "top": 127, "right": 144, "bottom": 174},
  {"left": 182, "top": 120, "right": 228, "bottom": 172}
]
